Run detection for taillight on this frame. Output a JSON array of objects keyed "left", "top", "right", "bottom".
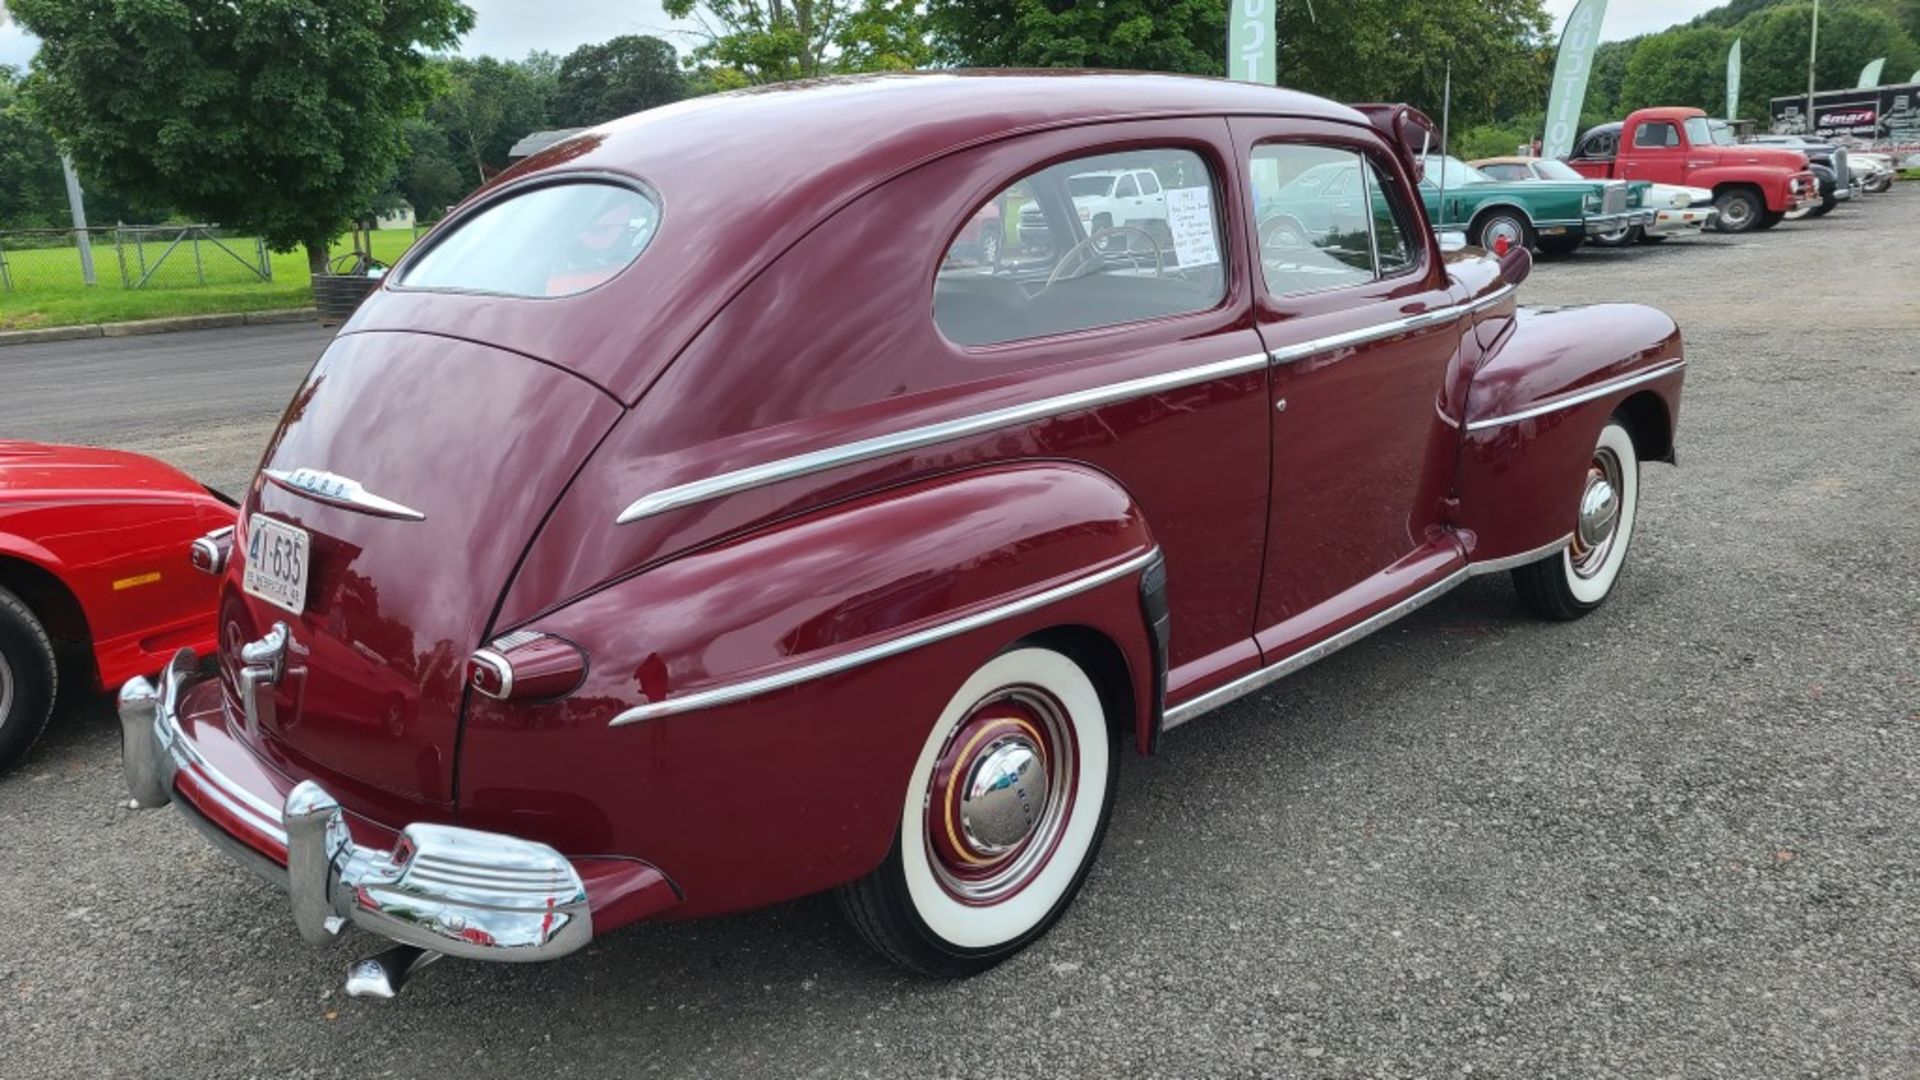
[{"left": 467, "top": 631, "right": 587, "bottom": 702}]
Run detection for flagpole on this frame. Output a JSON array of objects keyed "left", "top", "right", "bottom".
[{"left": 1806, "top": 0, "right": 1820, "bottom": 135}]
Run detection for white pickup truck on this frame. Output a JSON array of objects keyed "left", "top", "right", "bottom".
[{"left": 1018, "top": 168, "right": 1170, "bottom": 247}]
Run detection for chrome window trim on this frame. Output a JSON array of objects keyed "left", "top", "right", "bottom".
[
  {"left": 1465, "top": 358, "right": 1685, "bottom": 432},
  {"left": 1163, "top": 565, "right": 1469, "bottom": 730},
  {"left": 616, "top": 286, "right": 1517, "bottom": 525},
  {"left": 607, "top": 548, "right": 1159, "bottom": 727}
]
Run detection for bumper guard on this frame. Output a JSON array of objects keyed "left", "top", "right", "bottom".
[{"left": 119, "top": 650, "right": 593, "bottom": 976}]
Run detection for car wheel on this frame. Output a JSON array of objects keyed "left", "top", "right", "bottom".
[
  {"left": 1512, "top": 418, "right": 1640, "bottom": 621},
  {"left": 1806, "top": 200, "right": 1834, "bottom": 217},
  {"left": 1591, "top": 224, "right": 1639, "bottom": 248},
  {"left": 1712, "top": 188, "right": 1763, "bottom": 232},
  {"left": 1473, "top": 209, "right": 1534, "bottom": 253},
  {"left": 0, "top": 586, "right": 59, "bottom": 773},
  {"left": 837, "top": 644, "right": 1117, "bottom": 978},
  {"left": 1754, "top": 210, "right": 1786, "bottom": 230}
]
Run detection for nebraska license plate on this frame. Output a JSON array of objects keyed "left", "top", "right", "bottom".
[{"left": 242, "top": 515, "right": 310, "bottom": 616}]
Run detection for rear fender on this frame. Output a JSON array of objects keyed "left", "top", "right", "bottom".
[
  {"left": 454, "top": 461, "right": 1160, "bottom": 920},
  {"left": 1453, "top": 303, "right": 1684, "bottom": 564}
]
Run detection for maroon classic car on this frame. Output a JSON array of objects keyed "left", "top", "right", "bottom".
[{"left": 119, "top": 72, "right": 1684, "bottom": 997}]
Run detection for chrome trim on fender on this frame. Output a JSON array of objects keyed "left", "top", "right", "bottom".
[
  {"left": 264, "top": 468, "right": 427, "bottom": 522},
  {"left": 1163, "top": 567, "right": 1469, "bottom": 730},
  {"left": 1466, "top": 358, "right": 1686, "bottom": 432},
  {"left": 616, "top": 290, "right": 1523, "bottom": 524},
  {"left": 1465, "top": 533, "right": 1575, "bottom": 576},
  {"left": 615, "top": 357, "right": 1270, "bottom": 522},
  {"left": 608, "top": 548, "right": 1160, "bottom": 726}
]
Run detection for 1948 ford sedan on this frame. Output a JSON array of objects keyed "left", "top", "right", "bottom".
[{"left": 118, "top": 72, "right": 1684, "bottom": 997}]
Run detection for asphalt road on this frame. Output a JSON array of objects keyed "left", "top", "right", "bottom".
[{"left": 2, "top": 192, "right": 1918, "bottom": 1079}]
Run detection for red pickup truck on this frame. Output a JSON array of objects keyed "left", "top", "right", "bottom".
[{"left": 1567, "top": 106, "right": 1820, "bottom": 233}]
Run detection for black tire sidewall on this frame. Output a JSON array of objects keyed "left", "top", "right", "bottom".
[{"left": 0, "top": 588, "right": 58, "bottom": 770}]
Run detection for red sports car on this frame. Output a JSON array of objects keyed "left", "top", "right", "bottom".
[{"left": 0, "top": 442, "right": 232, "bottom": 771}]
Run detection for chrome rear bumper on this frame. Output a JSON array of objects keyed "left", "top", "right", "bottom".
[{"left": 118, "top": 650, "right": 593, "bottom": 968}]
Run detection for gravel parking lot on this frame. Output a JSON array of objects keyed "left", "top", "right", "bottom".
[{"left": 1, "top": 189, "right": 1917, "bottom": 1079}]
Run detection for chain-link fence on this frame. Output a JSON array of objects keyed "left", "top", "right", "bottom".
[{"left": 0, "top": 225, "right": 272, "bottom": 292}]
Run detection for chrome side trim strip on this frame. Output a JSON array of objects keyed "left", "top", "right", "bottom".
[
  {"left": 615, "top": 353, "right": 1270, "bottom": 522},
  {"left": 608, "top": 549, "right": 1159, "bottom": 726},
  {"left": 1465, "top": 358, "right": 1685, "bottom": 432},
  {"left": 1266, "top": 284, "right": 1513, "bottom": 366},
  {"left": 1465, "top": 533, "right": 1574, "bottom": 576},
  {"left": 616, "top": 288, "right": 1524, "bottom": 524},
  {"left": 1162, "top": 566, "right": 1469, "bottom": 731}
]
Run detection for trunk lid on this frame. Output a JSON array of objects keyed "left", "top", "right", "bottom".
[{"left": 219, "top": 331, "right": 622, "bottom": 820}]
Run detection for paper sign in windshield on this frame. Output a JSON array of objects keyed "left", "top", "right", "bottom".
[{"left": 1165, "top": 186, "right": 1220, "bottom": 268}]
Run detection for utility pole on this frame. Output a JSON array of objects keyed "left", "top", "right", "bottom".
[
  {"left": 1806, "top": 0, "right": 1821, "bottom": 136},
  {"left": 60, "top": 155, "right": 97, "bottom": 287}
]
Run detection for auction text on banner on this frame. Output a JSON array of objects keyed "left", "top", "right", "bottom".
[
  {"left": 1543, "top": 0, "right": 1609, "bottom": 160},
  {"left": 1228, "top": 0, "right": 1276, "bottom": 85}
]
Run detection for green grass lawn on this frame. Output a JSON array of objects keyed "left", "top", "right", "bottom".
[{"left": 0, "top": 228, "right": 425, "bottom": 331}]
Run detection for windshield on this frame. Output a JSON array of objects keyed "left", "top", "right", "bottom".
[
  {"left": 1532, "top": 159, "right": 1586, "bottom": 181},
  {"left": 400, "top": 181, "right": 659, "bottom": 298},
  {"left": 1066, "top": 175, "right": 1117, "bottom": 197},
  {"left": 1423, "top": 156, "right": 1492, "bottom": 187}
]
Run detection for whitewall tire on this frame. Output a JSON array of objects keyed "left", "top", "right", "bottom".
[
  {"left": 837, "top": 644, "right": 1118, "bottom": 977},
  {"left": 1513, "top": 418, "right": 1641, "bottom": 620}
]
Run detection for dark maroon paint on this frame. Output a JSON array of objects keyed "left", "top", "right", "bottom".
[{"left": 172, "top": 73, "right": 1680, "bottom": 933}]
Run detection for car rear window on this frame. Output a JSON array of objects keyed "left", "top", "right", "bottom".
[{"left": 400, "top": 181, "right": 660, "bottom": 298}]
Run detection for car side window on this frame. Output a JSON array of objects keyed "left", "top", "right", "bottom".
[
  {"left": 1480, "top": 163, "right": 1523, "bottom": 181},
  {"left": 1250, "top": 143, "right": 1420, "bottom": 298},
  {"left": 932, "top": 148, "right": 1226, "bottom": 348},
  {"left": 1635, "top": 122, "right": 1679, "bottom": 149},
  {"left": 1138, "top": 172, "right": 1161, "bottom": 196}
]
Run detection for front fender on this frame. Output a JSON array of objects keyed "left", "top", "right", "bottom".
[
  {"left": 455, "top": 461, "right": 1159, "bottom": 920},
  {"left": 1691, "top": 167, "right": 1786, "bottom": 207},
  {"left": 1454, "top": 303, "right": 1684, "bottom": 563}
]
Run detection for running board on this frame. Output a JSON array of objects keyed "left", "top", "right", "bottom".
[{"left": 1161, "top": 534, "right": 1571, "bottom": 731}]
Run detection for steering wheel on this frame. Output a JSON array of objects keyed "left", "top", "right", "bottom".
[{"left": 1039, "top": 225, "right": 1166, "bottom": 293}]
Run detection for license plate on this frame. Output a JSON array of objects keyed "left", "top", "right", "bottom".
[{"left": 242, "top": 515, "right": 310, "bottom": 616}]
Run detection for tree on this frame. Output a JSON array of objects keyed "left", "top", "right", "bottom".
[
  {"left": 0, "top": 66, "right": 68, "bottom": 228},
  {"left": 429, "top": 55, "right": 556, "bottom": 185},
  {"left": 1727, "top": 1, "right": 1920, "bottom": 118},
  {"left": 928, "top": 0, "right": 1551, "bottom": 129},
  {"left": 665, "top": 0, "right": 930, "bottom": 85},
  {"left": 553, "top": 35, "right": 685, "bottom": 127},
  {"left": 1619, "top": 26, "right": 1737, "bottom": 112},
  {"left": 926, "top": 0, "right": 1225, "bottom": 74},
  {"left": 388, "top": 117, "right": 467, "bottom": 220},
  {"left": 11, "top": 0, "right": 474, "bottom": 272}
]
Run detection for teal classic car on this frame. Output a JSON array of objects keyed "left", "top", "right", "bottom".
[{"left": 1417, "top": 156, "right": 1648, "bottom": 254}]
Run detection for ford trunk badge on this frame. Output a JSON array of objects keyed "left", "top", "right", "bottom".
[{"left": 264, "top": 468, "right": 426, "bottom": 522}]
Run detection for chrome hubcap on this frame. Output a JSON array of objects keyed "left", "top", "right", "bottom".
[
  {"left": 1722, "top": 200, "right": 1751, "bottom": 226},
  {"left": 926, "top": 689, "right": 1077, "bottom": 903},
  {"left": 960, "top": 739, "right": 1048, "bottom": 853},
  {"left": 1569, "top": 448, "right": 1625, "bottom": 578},
  {"left": 1578, "top": 475, "right": 1619, "bottom": 548},
  {"left": 1485, "top": 217, "right": 1524, "bottom": 248}
]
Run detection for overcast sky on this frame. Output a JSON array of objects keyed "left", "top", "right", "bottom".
[{"left": 1, "top": 0, "right": 1722, "bottom": 73}]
